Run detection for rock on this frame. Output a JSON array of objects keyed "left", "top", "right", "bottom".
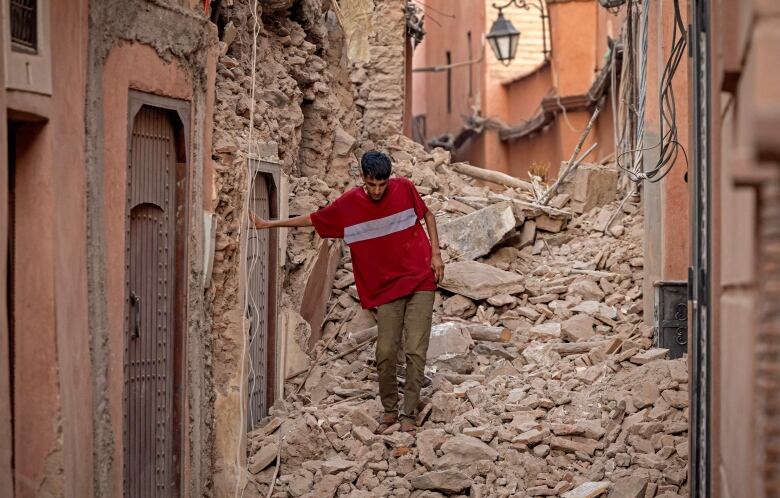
[
  {"left": 592, "top": 208, "right": 615, "bottom": 232},
  {"left": 550, "top": 193, "right": 571, "bottom": 208},
  {"left": 633, "top": 382, "right": 661, "bottom": 409},
  {"left": 661, "top": 389, "right": 688, "bottom": 408},
  {"left": 321, "top": 458, "right": 355, "bottom": 474},
  {"left": 630, "top": 348, "right": 669, "bottom": 364},
  {"left": 352, "top": 425, "right": 376, "bottom": 445},
  {"left": 522, "top": 344, "right": 562, "bottom": 366},
  {"left": 516, "top": 306, "right": 542, "bottom": 320},
  {"left": 568, "top": 279, "right": 606, "bottom": 301},
  {"left": 561, "top": 315, "right": 596, "bottom": 342},
  {"left": 533, "top": 444, "right": 551, "bottom": 457},
  {"left": 383, "top": 431, "right": 416, "bottom": 449},
  {"left": 561, "top": 481, "right": 612, "bottom": 498},
  {"left": 350, "top": 407, "right": 379, "bottom": 433},
  {"left": 519, "top": 220, "right": 537, "bottom": 248},
  {"left": 439, "top": 435, "right": 498, "bottom": 465},
  {"left": 430, "top": 392, "right": 467, "bottom": 423},
  {"left": 549, "top": 436, "right": 599, "bottom": 455},
  {"left": 306, "top": 474, "right": 342, "bottom": 498},
  {"left": 571, "top": 300, "right": 606, "bottom": 315},
  {"left": 439, "top": 202, "right": 515, "bottom": 260},
  {"left": 474, "top": 343, "right": 515, "bottom": 361},
  {"left": 333, "top": 126, "right": 356, "bottom": 156},
  {"left": 431, "top": 351, "right": 477, "bottom": 374},
  {"left": 417, "top": 429, "right": 447, "bottom": 468},
  {"left": 609, "top": 224, "right": 625, "bottom": 237},
  {"left": 427, "top": 322, "right": 472, "bottom": 359},
  {"left": 667, "top": 359, "right": 688, "bottom": 383},
  {"left": 579, "top": 365, "right": 603, "bottom": 384},
  {"left": 529, "top": 293, "right": 558, "bottom": 304},
  {"left": 487, "top": 294, "right": 515, "bottom": 307},
  {"left": 570, "top": 163, "right": 618, "bottom": 214},
  {"left": 410, "top": 470, "right": 472, "bottom": 493},
  {"left": 439, "top": 261, "right": 525, "bottom": 300},
  {"left": 513, "top": 428, "right": 547, "bottom": 446},
  {"left": 530, "top": 322, "right": 562, "bottom": 339},
  {"left": 249, "top": 442, "right": 279, "bottom": 473},
  {"left": 535, "top": 214, "right": 566, "bottom": 233},
  {"left": 442, "top": 295, "right": 476, "bottom": 317}
]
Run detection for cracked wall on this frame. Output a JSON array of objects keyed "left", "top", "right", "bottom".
[{"left": 207, "top": 0, "right": 407, "bottom": 495}]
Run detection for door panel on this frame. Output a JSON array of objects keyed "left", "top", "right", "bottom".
[
  {"left": 247, "top": 173, "right": 270, "bottom": 430},
  {"left": 124, "top": 106, "right": 177, "bottom": 497}
]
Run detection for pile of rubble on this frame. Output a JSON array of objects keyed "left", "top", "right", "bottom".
[{"left": 243, "top": 136, "right": 688, "bottom": 498}]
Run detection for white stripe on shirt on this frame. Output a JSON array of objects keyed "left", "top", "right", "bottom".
[{"left": 343, "top": 208, "right": 418, "bottom": 244}]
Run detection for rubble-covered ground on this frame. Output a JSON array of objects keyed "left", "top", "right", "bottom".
[{"left": 243, "top": 136, "right": 689, "bottom": 498}]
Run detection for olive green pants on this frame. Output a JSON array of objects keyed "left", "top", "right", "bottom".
[{"left": 376, "top": 291, "right": 435, "bottom": 422}]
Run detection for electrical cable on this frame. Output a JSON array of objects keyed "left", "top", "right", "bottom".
[
  {"left": 236, "top": 0, "right": 261, "bottom": 497},
  {"left": 614, "top": 0, "right": 689, "bottom": 184}
]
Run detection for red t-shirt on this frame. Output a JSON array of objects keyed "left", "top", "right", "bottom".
[{"left": 310, "top": 177, "right": 437, "bottom": 309}]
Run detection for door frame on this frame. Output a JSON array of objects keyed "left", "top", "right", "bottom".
[
  {"left": 247, "top": 158, "right": 280, "bottom": 418},
  {"left": 688, "top": 0, "right": 712, "bottom": 495},
  {"left": 124, "top": 90, "right": 190, "bottom": 496}
]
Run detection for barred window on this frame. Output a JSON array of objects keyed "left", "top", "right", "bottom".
[{"left": 10, "top": 0, "right": 38, "bottom": 53}]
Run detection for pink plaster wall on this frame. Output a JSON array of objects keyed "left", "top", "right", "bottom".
[
  {"left": 10, "top": 124, "right": 59, "bottom": 498},
  {"left": 6, "top": 1, "right": 92, "bottom": 496},
  {"left": 101, "top": 42, "right": 198, "bottom": 497},
  {"left": 50, "top": 0, "right": 93, "bottom": 496},
  {"left": 411, "top": 0, "right": 486, "bottom": 152}
]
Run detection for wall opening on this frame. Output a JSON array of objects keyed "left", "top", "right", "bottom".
[
  {"left": 7, "top": 117, "right": 54, "bottom": 496},
  {"left": 446, "top": 50, "right": 452, "bottom": 113},
  {"left": 467, "top": 31, "right": 473, "bottom": 98},
  {"left": 6, "top": 120, "right": 16, "bottom": 494},
  {"left": 123, "top": 94, "right": 190, "bottom": 498},
  {"left": 10, "top": 0, "right": 37, "bottom": 54},
  {"left": 245, "top": 161, "right": 279, "bottom": 430}
]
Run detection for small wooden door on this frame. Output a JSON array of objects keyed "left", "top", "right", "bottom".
[
  {"left": 124, "top": 106, "right": 179, "bottom": 497},
  {"left": 246, "top": 173, "right": 271, "bottom": 430}
]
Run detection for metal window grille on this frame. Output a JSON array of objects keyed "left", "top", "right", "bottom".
[{"left": 10, "top": 0, "right": 37, "bottom": 53}]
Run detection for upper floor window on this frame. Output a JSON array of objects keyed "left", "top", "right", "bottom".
[{"left": 10, "top": 0, "right": 37, "bottom": 54}]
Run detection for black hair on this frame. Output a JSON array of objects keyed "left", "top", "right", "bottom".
[{"left": 360, "top": 151, "right": 392, "bottom": 180}]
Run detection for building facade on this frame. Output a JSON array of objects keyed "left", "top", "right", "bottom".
[
  {"left": 706, "top": 1, "right": 780, "bottom": 496},
  {"left": 0, "top": 0, "right": 412, "bottom": 496},
  {"left": 0, "top": 0, "right": 219, "bottom": 495}
]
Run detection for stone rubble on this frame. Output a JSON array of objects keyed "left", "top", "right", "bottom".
[{"left": 243, "top": 135, "right": 688, "bottom": 498}]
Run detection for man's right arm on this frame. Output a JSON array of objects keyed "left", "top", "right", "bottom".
[{"left": 251, "top": 211, "right": 312, "bottom": 229}]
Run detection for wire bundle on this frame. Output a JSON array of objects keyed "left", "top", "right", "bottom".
[{"left": 615, "top": 0, "right": 689, "bottom": 185}]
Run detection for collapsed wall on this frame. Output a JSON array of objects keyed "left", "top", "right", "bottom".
[
  {"left": 245, "top": 137, "right": 689, "bottom": 498},
  {"left": 207, "top": 0, "right": 407, "bottom": 494}
]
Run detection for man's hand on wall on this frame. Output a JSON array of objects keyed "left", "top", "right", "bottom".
[{"left": 249, "top": 210, "right": 272, "bottom": 229}]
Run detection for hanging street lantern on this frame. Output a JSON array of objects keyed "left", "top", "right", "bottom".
[
  {"left": 486, "top": 10, "right": 521, "bottom": 66},
  {"left": 487, "top": 0, "right": 551, "bottom": 65}
]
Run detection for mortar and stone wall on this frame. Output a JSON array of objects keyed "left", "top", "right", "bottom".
[{"left": 206, "top": 0, "right": 407, "bottom": 494}]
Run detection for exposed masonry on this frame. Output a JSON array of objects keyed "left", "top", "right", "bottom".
[
  {"left": 245, "top": 136, "right": 690, "bottom": 498},
  {"left": 207, "top": 0, "right": 407, "bottom": 495}
]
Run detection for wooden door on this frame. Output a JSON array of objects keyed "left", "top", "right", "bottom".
[
  {"left": 124, "top": 106, "right": 179, "bottom": 497},
  {"left": 246, "top": 173, "right": 271, "bottom": 430}
]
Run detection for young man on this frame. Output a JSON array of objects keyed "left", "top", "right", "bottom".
[{"left": 251, "top": 151, "right": 444, "bottom": 433}]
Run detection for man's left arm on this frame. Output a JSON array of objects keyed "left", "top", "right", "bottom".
[{"left": 423, "top": 210, "right": 444, "bottom": 282}]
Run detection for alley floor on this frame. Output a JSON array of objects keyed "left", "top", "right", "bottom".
[{"left": 242, "top": 136, "right": 689, "bottom": 498}]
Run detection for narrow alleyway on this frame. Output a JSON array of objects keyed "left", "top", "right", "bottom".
[{"left": 243, "top": 136, "right": 689, "bottom": 498}]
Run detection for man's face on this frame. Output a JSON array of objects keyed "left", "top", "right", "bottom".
[{"left": 362, "top": 175, "right": 389, "bottom": 201}]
